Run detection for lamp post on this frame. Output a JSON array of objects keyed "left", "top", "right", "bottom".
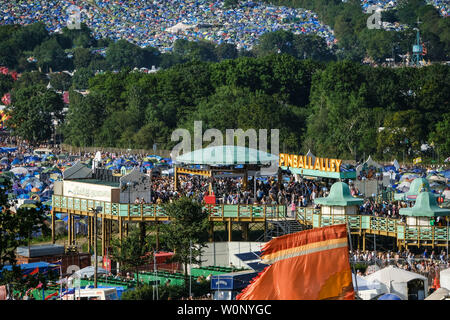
[
  {"left": 375, "top": 172, "right": 380, "bottom": 202},
  {"left": 89, "top": 206, "right": 102, "bottom": 288},
  {"left": 362, "top": 176, "right": 366, "bottom": 199}
]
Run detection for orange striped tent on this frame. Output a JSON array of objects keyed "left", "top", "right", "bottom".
[{"left": 236, "top": 224, "right": 354, "bottom": 300}]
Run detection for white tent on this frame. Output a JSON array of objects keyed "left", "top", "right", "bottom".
[
  {"left": 425, "top": 287, "right": 450, "bottom": 300},
  {"left": 10, "top": 167, "right": 29, "bottom": 175},
  {"left": 393, "top": 159, "right": 400, "bottom": 171},
  {"left": 69, "top": 266, "right": 108, "bottom": 280},
  {"left": 166, "top": 22, "right": 194, "bottom": 33},
  {"left": 352, "top": 273, "right": 383, "bottom": 300},
  {"left": 396, "top": 181, "right": 411, "bottom": 193},
  {"left": 440, "top": 268, "right": 450, "bottom": 290},
  {"left": 364, "top": 266, "right": 428, "bottom": 300}
]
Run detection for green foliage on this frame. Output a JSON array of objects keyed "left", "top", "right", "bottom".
[
  {"left": 0, "top": 180, "right": 53, "bottom": 295},
  {"left": 254, "top": 30, "right": 336, "bottom": 62},
  {"left": 109, "top": 230, "right": 152, "bottom": 287},
  {"left": 61, "top": 55, "right": 450, "bottom": 160},
  {"left": 429, "top": 113, "right": 450, "bottom": 157},
  {"left": 121, "top": 279, "right": 211, "bottom": 300},
  {"left": 73, "top": 47, "right": 93, "bottom": 69},
  {"left": 49, "top": 72, "right": 72, "bottom": 91},
  {"left": 106, "top": 40, "right": 157, "bottom": 70},
  {"left": 0, "top": 73, "right": 14, "bottom": 97},
  {"left": 162, "top": 198, "right": 209, "bottom": 277},
  {"left": 33, "top": 38, "right": 72, "bottom": 72},
  {"left": 72, "top": 67, "right": 94, "bottom": 90},
  {"left": 7, "top": 84, "right": 64, "bottom": 145}
]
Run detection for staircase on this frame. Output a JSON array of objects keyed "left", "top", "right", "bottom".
[{"left": 258, "top": 219, "right": 311, "bottom": 242}]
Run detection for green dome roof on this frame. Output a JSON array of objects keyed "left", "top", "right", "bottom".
[
  {"left": 175, "top": 145, "right": 278, "bottom": 165},
  {"left": 400, "top": 191, "right": 450, "bottom": 217},
  {"left": 314, "top": 182, "right": 364, "bottom": 207},
  {"left": 394, "top": 177, "right": 431, "bottom": 201}
]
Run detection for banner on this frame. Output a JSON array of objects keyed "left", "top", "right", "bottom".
[{"left": 236, "top": 224, "right": 354, "bottom": 300}]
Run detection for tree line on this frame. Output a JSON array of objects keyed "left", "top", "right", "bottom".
[
  {"left": 0, "top": 19, "right": 449, "bottom": 161},
  {"left": 263, "top": 0, "right": 449, "bottom": 63}
]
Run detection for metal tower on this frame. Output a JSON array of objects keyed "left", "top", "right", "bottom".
[{"left": 411, "top": 19, "right": 425, "bottom": 67}]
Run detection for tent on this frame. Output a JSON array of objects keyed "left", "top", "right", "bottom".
[
  {"left": 440, "top": 268, "right": 450, "bottom": 290},
  {"left": 364, "top": 266, "right": 428, "bottom": 300},
  {"left": 69, "top": 266, "right": 108, "bottom": 280},
  {"left": 425, "top": 287, "right": 450, "bottom": 300},
  {"left": 10, "top": 167, "right": 28, "bottom": 175},
  {"left": 377, "top": 293, "right": 402, "bottom": 300}
]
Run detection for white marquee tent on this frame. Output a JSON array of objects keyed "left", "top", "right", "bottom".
[{"left": 364, "top": 266, "right": 428, "bottom": 300}]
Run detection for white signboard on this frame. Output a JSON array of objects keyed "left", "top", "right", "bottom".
[{"left": 63, "top": 181, "right": 114, "bottom": 202}]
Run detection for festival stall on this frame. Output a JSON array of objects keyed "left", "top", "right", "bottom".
[{"left": 363, "top": 266, "right": 428, "bottom": 300}]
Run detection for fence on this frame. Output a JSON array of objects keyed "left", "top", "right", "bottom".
[{"left": 60, "top": 144, "right": 171, "bottom": 157}]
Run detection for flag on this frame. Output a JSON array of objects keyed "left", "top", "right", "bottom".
[
  {"left": 413, "top": 157, "right": 422, "bottom": 165},
  {"left": 23, "top": 267, "right": 39, "bottom": 278},
  {"left": 44, "top": 292, "right": 59, "bottom": 300},
  {"left": 29, "top": 267, "right": 39, "bottom": 276},
  {"left": 236, "top": 224, "right": 354, "bottom": 300}
]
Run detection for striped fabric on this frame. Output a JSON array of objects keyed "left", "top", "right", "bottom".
[{"left": 237, "top": 224, "right": 354, "bottom": 300}]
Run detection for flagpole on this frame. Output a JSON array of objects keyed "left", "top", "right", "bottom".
[
  {"left": 346, "top": 223, "right": 359, "bottom": 298},
  {"left": 59, "top": 262, "right": 62, "bottom": 300}
]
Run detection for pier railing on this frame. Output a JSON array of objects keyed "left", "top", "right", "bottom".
[{"left": 52, "top": 195, "right": 449, "bottom": 243}]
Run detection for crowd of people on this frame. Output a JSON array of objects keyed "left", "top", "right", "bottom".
[
  {"left": 0, "top": 0, "right": 336, "bottom": 52},
  {"left": 149, "top": 173, "right": 330, "bottom": 209},
  {"left": 350, "top": 248, "right": 449, "bottom": 288}
]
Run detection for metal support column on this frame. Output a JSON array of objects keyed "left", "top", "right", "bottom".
[
  {"left": 102, "top": 217, "right": 106, "bottom": 257},
  {"left": 88, "top": 216, "right": 92, "bottom": 253},
  {"left": 208, "top": 222, "right": 214, "bottom": 242},
  {"left": 362, "top": 230, "right": 366, "bottom": 251},
  {"left": 155, "top": 222, "right": 160, "bottom": 251},
  {"left": 67, "top": 212, "right": 72, "bottom": 245},
  {"left": 51, "top": 209, "right": 55, "bottom": 244}
]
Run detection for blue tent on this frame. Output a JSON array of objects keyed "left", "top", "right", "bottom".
[
  {"left": 11, "top": 158, "right": 21, "bottom": 165},
  {"left": 377, "top": 293, "right": 402, "bottom": 300},
  {"left": 0, "top": 147, "right": 17, "bottom": 153},
  {"left": 0, "top": 262, "right": 59, "bottom": 276}
]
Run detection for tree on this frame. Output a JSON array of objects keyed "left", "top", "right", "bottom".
[
  {"left": 0, "top": 73, "right": 14, "bottom": 97},
  {"left": 254, "top": 30, "right": 296, "bottom": 57},
  {"left": 0, "top": 179, "right": 20, "bottom": 268},
  {"left": 109, "top": 230, "right": 151, "bottom": 287},
  {"left": 106, "top": 40, "right": 146, "bottom": 70},
  {"left": 7, "top": 84, "right": 64, "bottom": 145},
  {"left": 63, "top": 90, "right": 106, "bottom": 146},
  {"left": 0, "top": 180, "right": 54, "bottom": 298},
  {"left": 293, "top": 34, "right": 336, "bottom": 61},
  {"left": 33, "top": 38, "right": 72, "bottom": 72},
  {"left": 429, "top": 113, "right": 450, "bottom": 159},
  {"left": 73, "top": 47, "right": 93, "bottom": 69},
  {"left": 376, "top": 109, "right": 423, "bottom": 160},
  {"left": 224, "top": 0, "right": 239, "bottom": 8},
  {"left": 173, "top": 39, "right": 217, "bottom": 62},
  {"left": 72, "top": 67, "right": 94, "bottom": 90},
  {"left": 13, "top": 71, "right": 47, "bottom": 90},
  {"left": 215, "top": 43, "right": 238, "bottom": 61},
  {"left": 15, "top": 203, "right": 50, "bottom": 252},
  {"left": 162, "top": 198, "right": 209, "bottom": 282},
  {"left": 49, "top": 72, "right": 73, "bottom": 91}
]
